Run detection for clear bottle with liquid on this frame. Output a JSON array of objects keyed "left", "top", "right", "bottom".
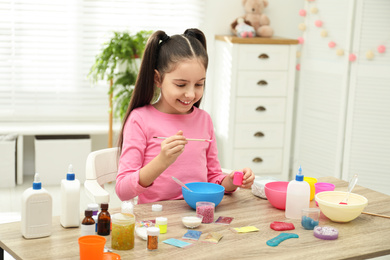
[
  {"left": 60, "top": 164, "right": 80, "bottom": 228},
  {"left": 285, "top": 166, "right": 310, "bottom": 219},
  {"left": 21, "top": 173, "right": 53, "bottom": 239}
]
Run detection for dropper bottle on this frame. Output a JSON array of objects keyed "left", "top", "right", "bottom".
[{"left": 285, "top": 166, "right": 310, "bottom": 219}]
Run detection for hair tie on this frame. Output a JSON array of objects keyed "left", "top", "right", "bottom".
[{"left": 159, "top": 34, "right": 170, "bottom": 46}]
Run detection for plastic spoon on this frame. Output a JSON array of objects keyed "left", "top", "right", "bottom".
[
  {"left": 339, "top": 174, "right": 358, "bottom": 205},
  {"left": 172, "top": 177, "right": 193, "bottom": 192}
]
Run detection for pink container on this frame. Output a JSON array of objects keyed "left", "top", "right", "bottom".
[
  {"left": 264, "top": 181, "right": 288, "bottom": 210},
  {"left": 314, "top": 182, "right": 335, "bottom": 206}
]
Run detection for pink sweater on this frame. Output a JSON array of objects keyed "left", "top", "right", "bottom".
[{"left": 115, "top": 105, "right": 227, "bottom": 204}]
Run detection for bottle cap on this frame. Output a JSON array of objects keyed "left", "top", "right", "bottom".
[
  {"left": 32, "top": 173, "right": 42, "bottom": 190},
  {"left": 152, "top": 204, "right": 163, "bottom": 212},
  {"left": 155, "top": 217, "right": 167, "bottom": 224},
  {"left": 101, "top": 203, "right": 109, "bottom": 210},
  {"left": 66, "top": 164, "right": 75, "bottom": 181},
  {"left": 85, "top": 210, "right": 93, "bottom": 217},
  {"left": 121, "top": 201, "right": 134, "bottom": 214},
  {"left": 147, "top": 227, "right": 160, "bottom": 236},
  {"left": 296, "top": 165, "right": 304, "bottom": 181}
]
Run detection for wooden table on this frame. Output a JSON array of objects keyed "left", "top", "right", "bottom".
[{"left": 1, "top": 177, "right": 390, "bottom": 260}]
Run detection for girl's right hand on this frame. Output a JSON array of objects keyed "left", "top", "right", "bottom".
[{"left": 159, "top": 130, "right": 188, "bottom": 166}]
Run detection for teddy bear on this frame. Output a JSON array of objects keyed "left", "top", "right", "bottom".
[{"left": 231, "top": 0, "right": 274, "bottom": 38}]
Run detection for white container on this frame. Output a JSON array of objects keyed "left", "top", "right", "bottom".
[
  {"left": 285, "top": 166, "right": 310, "bottom": 219},
  {"left": 21, "top": 173, "right": 52, "bottom": 239},
  {"left": 60, "top": 164, "right": 80, "bottom": 228}
]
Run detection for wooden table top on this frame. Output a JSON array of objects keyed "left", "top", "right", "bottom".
[{"left": 1, "top": 176, "right": 390, "bottom": 260}]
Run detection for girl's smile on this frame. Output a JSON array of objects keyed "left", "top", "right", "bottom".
[{"left": 154, "top": 58, "right": 206, "bottom": 114}]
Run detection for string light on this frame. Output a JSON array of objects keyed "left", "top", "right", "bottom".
[{"left": 295, "top": 0, "right": 388, "bottom": 70}]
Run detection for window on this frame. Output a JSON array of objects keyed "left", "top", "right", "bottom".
[{"left": 0, "top": 0, "right": 205, "bottom": 122}]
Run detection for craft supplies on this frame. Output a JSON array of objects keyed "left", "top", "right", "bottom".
[
  {"left": 303, "top": 176, "right": 317, "bottom": 201},
  {"left": 232, "top": 226, "right": 259, "bottom": 233},
  {"left": 270, "top": 221, "right": 295, "bottom": 231},
  {"left": 233, "top": 171, "right": 243, "bottom": 186},
  {"left": 182, "top": 230, "right": 202, "bottom": 241},
  {"left": 162, "top": 238, "right": 193, "bottom": 248},
  {"left": 214, "top": 216, "right": 234, "bottom": 225},
  {"left": 81, "top": 210, "right": 96, "bottom": 237},
  {"left": 314, "top": 182, "right": 335, "bottom": 206},
  {"left": 135, "top": 220, "right": 154, "bottom": 240},
  {"left": 155, "top": 217, "right": 168, "bottom": 234},
  {"left": 111, "top": 213, "right": 135, "bottom": 250},
  {"left": 21, "top": 173, "right": 52, "bottom": 239},
  {"left": 60, "top": 164, "right": 80, "bottom": 228},
  {"left": 78, "top": 235, "right": 106, "bottom": 260},
  {"left": 147, "top": 227, "right": 160, "bottom": 251},
  {"left": 196, "top": 202, "right": 215, "bottom": 223},
  {"left": 266, "top": 233, "right": 299, "bottom": 247},
  {"left": 362, "top": 212, "right": 390, "bottom": 219},
  {"left": 313, "top": 226, "right": 339, "bottom": 240},
  {"left": 121, "top": 200, "right": 134, "bottom": 215},
  {"left": 339, "top": 174, "right": 358, "bottom": 205},
  {"left": 182, "top": 214, "right": 203, "bottom": 228},
  {"left": 285, "top": 166, "right": 310, "bottom": 219},
  {"left": 301, "top": 208, "right": 320, "bottom": 230},
  {"left": 201, "top": 232, "right": 223, "bottom": 244},
  {"left": 88, "top": 203, "right": 99, "bottom": 233},
  {"left": 97, "top": 203, "right": 111, "bottom": 236},
  {"left": 152, "top": 204, "right": 163, "bottom": 212}
]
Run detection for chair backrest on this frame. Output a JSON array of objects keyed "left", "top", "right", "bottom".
[{"left": 85, "top": 147, "right": 119, "bottom": 186}]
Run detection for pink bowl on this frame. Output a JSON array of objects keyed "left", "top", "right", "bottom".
[{"left": 264, "top": 181, "right": 288, "bottom": 210}]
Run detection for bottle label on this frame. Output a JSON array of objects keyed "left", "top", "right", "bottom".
[{"left": 80, "top": 224, "right": 95, "bottom": 236}]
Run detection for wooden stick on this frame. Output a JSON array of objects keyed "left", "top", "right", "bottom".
[
  {"left": 153, "top": 136, "right": 212, "bottom": 142},
  {"left": 362, "top": 212, "right": 390, "bottom": 219}
]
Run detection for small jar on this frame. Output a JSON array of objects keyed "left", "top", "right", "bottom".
[
  {"left": 147, "top": 227, "right": 160, "bottom": 251},
  {"left": 155, "top": 217, "right": 167, "bottom": 234},
  {"left": 111, "top": 213, "right": 135, "bottom": 250},
  {"left": 196, "top": 202, "right": 215, "bottom": 223}
]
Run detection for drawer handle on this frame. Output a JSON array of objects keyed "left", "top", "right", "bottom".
[
  {"left": 255, "top": 106, "right": 266, "bottom": 112},
  {"left": 252, "top": 157, "right": 263, "bottom": 163},
  {"left": 257, "top": 80, "right": 268, "bottom": 86},
  {"left": 258, "top": 53, "right": 269, "bottom": 59},
  {"left": 254, "top": 132, "right": 264, "bottom": 137}
]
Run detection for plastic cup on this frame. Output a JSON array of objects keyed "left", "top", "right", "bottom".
[
  {"left": 79, "top": 235, "right": 106, "bottom": 260},
  {"left": 304, "top": 177, "right": 317, "bottom": 201},
  {"left": 314, "top": 182, "right": 335, "bottom": 206},
  {"left": 301, "top": 208, "right": 320, "bottom": 230}
]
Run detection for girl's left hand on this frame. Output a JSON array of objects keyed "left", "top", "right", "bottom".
[{"left": 234, "top": 167, "right": 255, "bottom": 189}]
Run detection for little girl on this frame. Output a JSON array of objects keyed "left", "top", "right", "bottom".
[{"left": 115, "top": 28, "right": 255, "bottom": 204}]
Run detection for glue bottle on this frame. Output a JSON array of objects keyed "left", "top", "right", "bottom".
[
  {"left": 60, "top": 164, "right": 80, "bottom": 228},
  {"left": 285, "top": 165, "right": 310, "bottom": 219},
  {"left": 21, "top": 173, "right": 52, "bottom": 239}
]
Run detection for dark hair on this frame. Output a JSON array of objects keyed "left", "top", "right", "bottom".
[{"left": 117, "top": 28, "right": 208, "bottom": 151}]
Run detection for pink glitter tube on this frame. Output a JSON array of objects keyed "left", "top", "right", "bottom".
[
  {"left": 196, "top": 202, "right": 215, "bottom": 223},
  {"left": 233, "top": 171, "right": 243, "bottom": 186}
]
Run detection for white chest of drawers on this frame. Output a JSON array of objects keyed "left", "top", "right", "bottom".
[{"left": 212, "top": 36, "right": 298, "bottom": 180}]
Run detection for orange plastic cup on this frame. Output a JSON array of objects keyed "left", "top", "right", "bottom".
[
  {"left": 79, "top": 235, "right": 106, "bottom": 260},
  {"left": 304, "top": 177, "right": 318, "bottom": 201}
]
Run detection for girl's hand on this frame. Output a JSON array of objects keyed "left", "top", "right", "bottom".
[
  {"left": 158, "top": 130, "right": 188, "bottom": 167},
  {"left": 232, "top": 167, "right": 255, "bottom": 189}
]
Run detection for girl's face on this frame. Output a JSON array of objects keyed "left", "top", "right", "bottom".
[{"left": 154, "top": 58, "right": 206, "bottom": 114}]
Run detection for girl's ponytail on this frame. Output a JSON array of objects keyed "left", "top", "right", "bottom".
[{"left": 184, "top": 28, "right": 207, "bottom": 51}]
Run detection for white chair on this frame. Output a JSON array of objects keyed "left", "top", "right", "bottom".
[{"left": 84, "top": 147, "right": 119, "bottom": 204}]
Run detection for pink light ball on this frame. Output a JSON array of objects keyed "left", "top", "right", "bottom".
[
  {"left": 296, "top": 64, "right": 301, "bottom": 71},
  {"left": 299, "top": 9, "right": 307, "bottom": 16},
  {"left": 328, "top": 41, "right": 336, "bottom": 48},
  {"left": 298, "top": 37, "right": 304, "bottom": 44},
  {"left": 315, "top": 20, "right": 323, "bottom": 27},
  {"left": 349, "top": 54, "right": 356, "bottom": 62},
  {"left": 377, "top": 45, "right": 386, "bottom": 53}
]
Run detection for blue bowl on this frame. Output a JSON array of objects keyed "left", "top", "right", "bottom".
[{"left": 182, "top": 182, "right": 225, "bottom": 209}]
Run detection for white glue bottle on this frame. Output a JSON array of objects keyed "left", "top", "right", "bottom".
[
  {"left": 285, "top": 166, "right": 310, "bottom": 219},
  {"left": 60, "top": 164, "right": 80, "bottom": 228},
  {"left": 21, "top": 173, "right": 52, "bottom": 239}
]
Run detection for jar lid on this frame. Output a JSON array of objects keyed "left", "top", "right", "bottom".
[
  {"left": 147, "top": 227, "right": 160, "bottom": 236},
  {"left": 87, "top": 203, "right": 99, "bottom": 211},
  {"left": 112, "top": 213, "right": 134, "bottom": 225},
  {"left": 152, "top": 204, "right": 163, "bottom": 211},
  {"left": 155, "top": 217, "right": 167, "bottom": 224}
]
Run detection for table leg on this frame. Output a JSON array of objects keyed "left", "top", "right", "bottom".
[{"left": 1, "top": 246, "right": 4, "bottom": 260}]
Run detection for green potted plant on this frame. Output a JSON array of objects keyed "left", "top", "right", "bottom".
[{"left": 89, "top": 30, "right": 152, "bottom": 146}]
